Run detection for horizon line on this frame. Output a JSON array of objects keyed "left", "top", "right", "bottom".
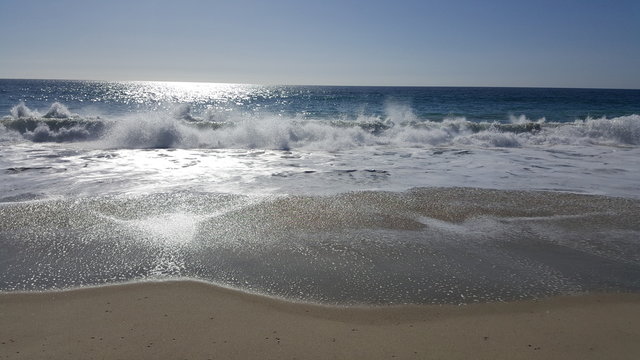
[{"left": 0, "top": 77, "right": 638, "bottom": 91}]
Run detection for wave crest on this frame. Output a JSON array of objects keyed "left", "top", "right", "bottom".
[
  {"left": 2, "top": 102, "right": 640, "bottom": 149},
  {"left": 9, "top": 102, "right": 77, "bottom": 119},
  {"left": 578, "top": 115, "right": 640, "bottom": 145},
  {"left": 10, "top": 102, "right": 40, "bottom": 118},
  {"left": 43, "top": 102, "right": 74, "bottom": 119},
  {"left": 104, "top": 115, "right": 199, "bottom": 148}
]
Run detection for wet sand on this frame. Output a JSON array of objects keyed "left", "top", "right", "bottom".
[{"left": 1, "top": 280, "right": 639, "bottom": 359}]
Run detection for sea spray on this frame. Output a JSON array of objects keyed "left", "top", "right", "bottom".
[
  {"left": 2, "top": 101, "right": 640, "bottom": 149},
  {"left": 10, "top": 102, "right": 40, "bottom": 118}
]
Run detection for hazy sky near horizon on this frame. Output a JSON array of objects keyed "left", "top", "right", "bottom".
[{"left": 1, "top": 0, "right": 638, "bottom": 88}]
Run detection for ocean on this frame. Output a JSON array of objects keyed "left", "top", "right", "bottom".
[{"left": 1, "top": 79, "right": 639, "bottom": 304}]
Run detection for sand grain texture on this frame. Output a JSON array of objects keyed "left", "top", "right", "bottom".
[{"left": 1, "top": 281, "right": 639, "bottom": 360}]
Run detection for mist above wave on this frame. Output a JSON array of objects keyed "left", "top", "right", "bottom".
[
  {"left": 1, "top": 102, "right": 639, "bottom": 149},
  {"left": 10, "top": 101, "right": 76, "bottom": 119}
]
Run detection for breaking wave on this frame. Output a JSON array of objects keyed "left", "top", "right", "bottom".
[
  {"left": 1, "top": 102, "right": 105, "bottom": 142},
  {"left": 1, "top": 102, "right": 639, "bottom": 149},
  {"left": 9, "top": 102, "right": 76, "bottom": 119}
]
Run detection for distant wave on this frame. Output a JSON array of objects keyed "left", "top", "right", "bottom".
[
  {"left": 1, "top": 102, "right": 639, "bottom": 149},
  {"left": 2, "top": 102, "right": 105, "bottom": 142}
]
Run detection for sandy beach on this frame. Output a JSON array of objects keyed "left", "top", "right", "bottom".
[{"left": 1, "top": 281, "right": 639, "bottom": 360}]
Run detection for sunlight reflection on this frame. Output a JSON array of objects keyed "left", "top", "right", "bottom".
[
  {"left": 126, "top": 81, "right": 267, "bottom": 104},
  {"left": 73, "top": 148, "right": 283, "bottom": 195},
  {"left": 133, "top": 212, "right": 202, "bottom": 243}
]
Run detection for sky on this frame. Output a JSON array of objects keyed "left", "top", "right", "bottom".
[{"left": 0, "top": 0, "right": 638, "bottom": 88}]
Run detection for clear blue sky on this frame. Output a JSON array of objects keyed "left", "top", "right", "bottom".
[{"left": 1, "top": 0, "right": 638, "bottom": 88}]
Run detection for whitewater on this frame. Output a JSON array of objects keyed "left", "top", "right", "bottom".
[
  {"left": 2, "top": 99, "right": 639, "bottom": 198},
  {"left": 1, "top": 80, "right": 639, "bottom": 304}
]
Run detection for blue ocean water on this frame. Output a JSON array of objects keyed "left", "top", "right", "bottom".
[
  {"left": 1, "top": 79, "right": 638, "bottom": 123},
  {"left": 1, "top": 79, "right": 639, "bottom": 304}
]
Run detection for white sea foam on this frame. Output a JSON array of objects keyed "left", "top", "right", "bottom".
[
  {"left": 2, "top": 102, "right": 640, "bottom": 150},
  {"left": 102, "top": 114, "right": 199, "bottom": 148},
  {"left": 0, "top": 124, "right": 22, "bottom": 142},
  {"left": 22, "top": 123, "right": 92, "bottom": 142},
  {"left": 454, "top": 129, "right": 522, "bottom": 147},
  {"left": 10, "top": 102, "right": 41, "bottom": 118},
  {"left": 509, "top": 114, "right": 546, "bottom": 124},
  {"left": 43, "top": 102, "right": 75, "bottom": 118},
  {"left": 8, "top": 102, "right": 76, "bottom": 119}
]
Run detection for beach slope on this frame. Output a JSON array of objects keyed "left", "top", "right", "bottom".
[{"left": 1, "top": 281, "right": 639, "bottom": 359}]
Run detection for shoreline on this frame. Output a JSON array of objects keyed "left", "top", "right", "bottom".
[
  {"left": 2, "top": 277, "right": 639, "bottom": 308},
  {"left": 2, "top": 280, "right": 639, "bottom": 359}
]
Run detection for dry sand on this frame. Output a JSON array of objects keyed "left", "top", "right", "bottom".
[{"left": 1, "top": 280, "right": 639, "bottom": 359}]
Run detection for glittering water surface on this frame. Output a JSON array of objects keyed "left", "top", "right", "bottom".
[
  {"left": 1, "top": 80, "right": 640, "bottom": 304},
  {"left": 1, "top": 189, "right": 638, "bottom": 304},
  {"left": 2, "top": 79, "right": 639, "bottom": 121}
]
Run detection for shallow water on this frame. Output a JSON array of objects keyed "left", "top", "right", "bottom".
[{"left": 1, "top": 189, "right": 638, "bottom": 304}]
